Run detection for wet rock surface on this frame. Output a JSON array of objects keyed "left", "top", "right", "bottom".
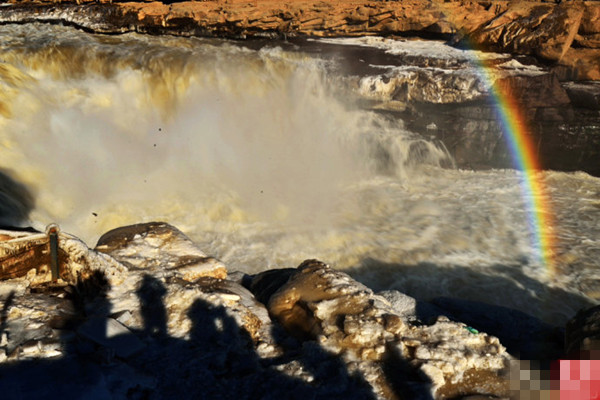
[{"left": 0, "top": 223, "right": 542, "bottom": 399}]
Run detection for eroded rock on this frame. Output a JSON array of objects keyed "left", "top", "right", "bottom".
[
  {"left": 0, "top": 224, "right": 567, "bottom": 399},
  {"left": 0, "top": 225, "right": 126, "bottom": 287},
  {"left": 260, "top": 259, "right": 512, "bottom": 399},
  {"left": 95, "top": 221, "right": 227, "bottom": 280}
]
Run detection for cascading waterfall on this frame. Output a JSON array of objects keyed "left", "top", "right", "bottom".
[{"left": 0, "top": 23, "right": 598, "bottom": 325}]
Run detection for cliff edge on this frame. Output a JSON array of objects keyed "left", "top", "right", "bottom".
[{"left": 1, "top": 0, "right": 599, "bottom": 80}]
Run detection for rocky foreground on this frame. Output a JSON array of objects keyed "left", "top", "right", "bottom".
[
  {"left": 0, "top": 222, "right": 598, "bottom": 399},
  {"left": 0, "top": 0, "right": 599, "bottom": 81}
]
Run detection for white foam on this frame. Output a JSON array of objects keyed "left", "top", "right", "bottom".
[
  {"left": 0, "top": 25, "right": 598, "bottom": 326},
  {"left": 315, "top": 36, "right": 509, "bottom": 61}
]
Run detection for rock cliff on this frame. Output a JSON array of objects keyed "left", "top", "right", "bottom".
[{"left": 0, "top": 0, "right": 599, "bottom": 80}]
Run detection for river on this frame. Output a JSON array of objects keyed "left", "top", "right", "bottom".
[{"left": 0, "top": 23, "right": 598, "bottom": 326}]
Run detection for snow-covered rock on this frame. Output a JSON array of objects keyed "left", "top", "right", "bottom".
[
  {"left": 258, "top": 259, "right": 512, "bottom": 399},
  {"left": 0, "top": 223, "right": 515, "bottom": 399},
  {"left": 95, "top": 222, "right": 227, "bottom": 280}
]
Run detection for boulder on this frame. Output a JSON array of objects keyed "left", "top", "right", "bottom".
[
  {"left": 95, "top": 222, "right": 227, "bottom": 280},
  {"left": 263, "top": 259, "right": 512, "bottom": 399},
  {"left": 562, "top": 81, "right": 600, "bottom": 109}
]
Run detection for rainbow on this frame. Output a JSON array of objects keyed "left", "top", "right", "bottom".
[
  {"left": 463, "top": 47, "right": 558, "bottom": 275},
  {"left": 420, "top": 2, "right": 560, "bottom": 275}
]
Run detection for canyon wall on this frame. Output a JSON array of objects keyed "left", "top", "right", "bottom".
[{"left": 1, "top": 0, "right": 599, "bottom": 80}]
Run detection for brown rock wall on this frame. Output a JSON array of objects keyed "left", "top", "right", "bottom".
[
  {"left": 469, "top": 2, "right": 585, "bottom": 61},
  {"left": 0, "top": 0, "right": 599, "bottom": 80},
  {"left": 581, "top": 1, "right": 600, "bottom": 34}
]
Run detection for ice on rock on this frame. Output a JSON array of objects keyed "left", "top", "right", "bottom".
[
  {"left": 260, "top": 259, "right": 512, "bottom": 399},
  {"left": 0, "top": 224, "right": 514, "bottom": 399},
  {"left": 94, "top": 222, "right": 227, "bottom": 280}
]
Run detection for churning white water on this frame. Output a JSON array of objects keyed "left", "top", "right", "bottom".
[{"left": 0, "top": 24, "right": 598, "bottom": 325}]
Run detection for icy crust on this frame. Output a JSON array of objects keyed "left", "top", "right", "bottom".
[
  {"left": 0, "top": 227, "right": 125, "bottom": 286},
  {"left": 319, "top": 37, "right": 547, "bottom": 106},
  {"left": 266, "top": 260, "right": 511, "bottom": 398},
  {"left": 95, "top": 222, "right": 227, "bottom": 280},
  {"left": 349, "top": 61, "right": 547, "bottom": 106},
  {"left": 354, "top": 67, "right": 488, "bottom": 105},
  {"left": 0, "top": 223, "right": 511, "bottom": 399},
  {"left": 316, "top": 37, "right": 509, "bottom": 61}
]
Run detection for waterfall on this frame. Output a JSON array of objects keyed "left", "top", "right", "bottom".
[
  {"left": 0, "top": 23, "right": 598, "bottom": 325},
  {"left": 0, "top": 23, "right": 451, "bottom": 241}
]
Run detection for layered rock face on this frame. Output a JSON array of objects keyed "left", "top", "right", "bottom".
[
  {"left": 0, "top": 222, "right": 516, "bottom": 399},
  {"left": 0, "top": 0, "right": 599, "bottom": 81},
  {"left": 399, "top": 74, "right": 600, "bottom": 174}
]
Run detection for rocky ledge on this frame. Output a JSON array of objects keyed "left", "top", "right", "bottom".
[
  {"left": 0, "top": 222, "right": 597, "bottom": 399},
  {"left": 0, "top": 0, "right": 599, "bottom": 81}
]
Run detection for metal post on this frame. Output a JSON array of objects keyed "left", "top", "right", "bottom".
[{"left": 46, "top": 224, "right": 60, "bottom": 282}]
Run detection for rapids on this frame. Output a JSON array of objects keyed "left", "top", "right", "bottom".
[{"left": 0, "top": 23, "right": 598, "bottom": 326}]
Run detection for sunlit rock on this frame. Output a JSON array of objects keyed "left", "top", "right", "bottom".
[
  {"left": 261, "top": 259, "right": 512, "bottom": 399},
  {"left": 0, "top": 1, "right": 598, "bottom": 81},
  {"left": 0, "top": 225, "right": 125, "bottom": 287},
  {"left": 0, "top": 226, "right": 560, "bottom": 398},
  {"left": 470, "top": 2, "right": 583, "bottom": 62},
  {"left": 0, "top": 228, "right": 53, "bottom": 283},
  {"left": 555, "top": 48, "right": 600, "bottom": 81},
  {"left": 95, "top": 222, "right": 227, "bottom": 280}
]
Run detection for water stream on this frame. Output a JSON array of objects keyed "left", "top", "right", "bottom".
[{"left": 0, "top": 24, "right": 598, "bottom": 326}]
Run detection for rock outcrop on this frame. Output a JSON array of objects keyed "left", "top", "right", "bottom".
[
  {"left": 0, "top": 225, "right": 125, "bottom": 286},
  {"left": 260, "top": 259, "right": 511, "bottom": 399},
  {"left": 95, "top": 221, "right": 228, "bottom": 280},
  {"left": 328, "top": 37, "right": 600, "bottom": 175},
  {"left": 0, "top": 222, "right": 518, "bottom": 399},
  {"left": 0, "top": 0, "right": 599, "bottom": 81}
]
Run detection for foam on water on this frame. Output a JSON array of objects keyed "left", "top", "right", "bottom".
[
  {"left": 315, "top": 37, "right": 509, "bottom": 61},
  {"left": 0, "top": 24, "right": 598, "bottom": 325}
]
